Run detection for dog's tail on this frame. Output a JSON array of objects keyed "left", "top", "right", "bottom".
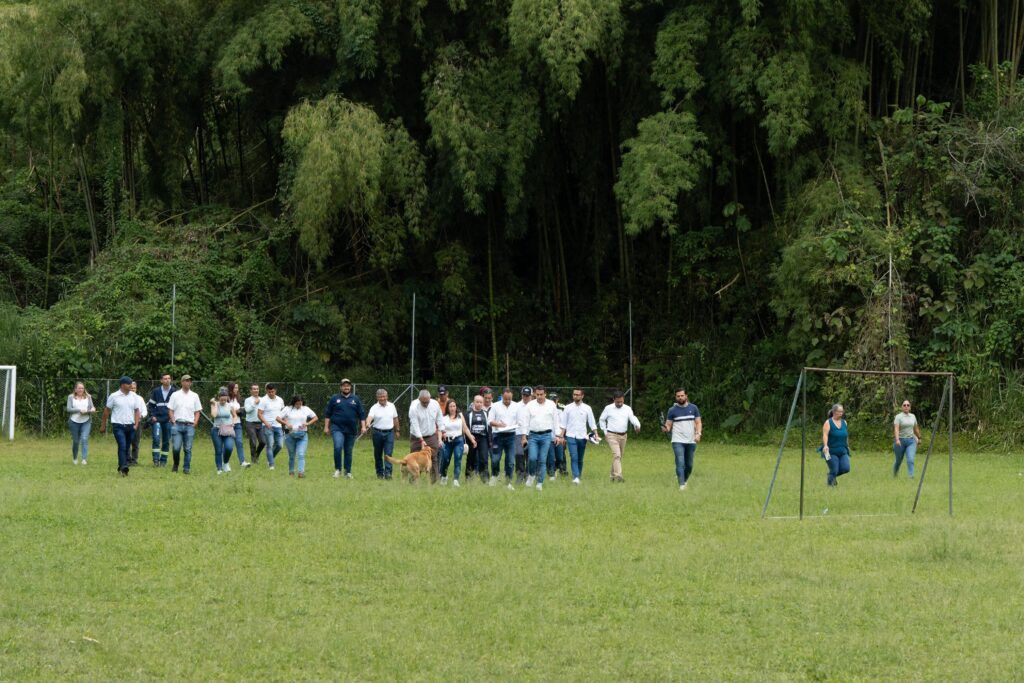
[{"left": 384, "top": 455, "right": 403, "bottom": 466}]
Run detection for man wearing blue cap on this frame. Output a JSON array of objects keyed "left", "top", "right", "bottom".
[
  {"left": 100, "top": 376, "right": 141, "bottom": 477},
  {"left": 323, "top": 379, "right": 366, "bottom": 479}
]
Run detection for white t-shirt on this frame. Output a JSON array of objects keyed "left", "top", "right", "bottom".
[
  {"left": 258, "top": 395, "right": 285, "bottom": 426},
  {"left": 367, "top": 401, "right": 398, "bottom": 430},
  {"left": 489, "top": 401, "right": 518, "bottom": 434},
  {"left": 70, "top": 396, "right": 92, "bottom": 424},
  {"left": 106, "top": 390, "right": 139, "bottom": 425},
  {"left": 279, "top": 405, "right": 315, "bottom": 431},
  {"left": 227, "top": 398, "right": 241, "bottom": 424},
  {"left": 442, "top": 415, "right": 464, "bottom": 440},
  {"left": 562, "top": 402, "right": 597, "bottom": 439},
  {"left": 243, "top": 396, "right": 262, "bottom": 422},
  {"left": 514, "top": 400, "right": 532, "bottom": 435},
  {"left": 167, "top": 389, "right": 202, "bottom": 423},
  {"left": 131, "top": 392, "right": 148, "bottom": 419},
  {"left": 525, "top": 399, "right": 559, "bottom": 433}
]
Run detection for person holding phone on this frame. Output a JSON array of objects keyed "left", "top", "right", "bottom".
[
  {"left": 893, "top": 399, "right": 922, "bottom": 478},
  {"left": 279, "top": 395, "right": 318, "bottom": 478},
  {"left": 821, "top": 403, "right": 851, "bottom": 486}
]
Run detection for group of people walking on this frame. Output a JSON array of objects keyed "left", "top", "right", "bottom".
[
  {"left": 817, "top": 400, "right": 923, "bottom": 486},
  {"left": 67, "top": 376, "right": 705, "bottom": 489}
]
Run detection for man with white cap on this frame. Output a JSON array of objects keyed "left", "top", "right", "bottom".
[{"left": 167, "top": 374, "right": 202, "bottom": 473}]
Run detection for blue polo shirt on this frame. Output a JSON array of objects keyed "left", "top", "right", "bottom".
[
  {"left": 666, "top": 402, "right": 700, "bottom": 444},
  {"left": 324, "top": 392, "right": 366, "bottom": 434}
]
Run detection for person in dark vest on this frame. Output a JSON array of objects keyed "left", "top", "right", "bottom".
[
  {"left": 464, "top": 394, "right": 491, "bottom": 481},
  {"left": 323, "top": 378, "right": 366, "bottom": 479},
  {"left": 146, "top": 372, "right": 176, "bottom": 467}
]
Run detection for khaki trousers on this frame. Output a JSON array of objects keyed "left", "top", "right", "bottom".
[{"left": 606, "top": 432, "right": 627, "bottom": 479}]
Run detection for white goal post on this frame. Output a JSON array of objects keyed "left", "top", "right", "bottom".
[{"left": 0, "top": 365, "right": 14, "bottom": 441}]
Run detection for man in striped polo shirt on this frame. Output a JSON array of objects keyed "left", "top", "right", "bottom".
[{"left": 662, "top": 388, "right": 702, "bottom": 490}]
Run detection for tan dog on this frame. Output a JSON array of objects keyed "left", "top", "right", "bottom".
[{"left": 385, "top": 446, "right": 434, "bottom": 482}]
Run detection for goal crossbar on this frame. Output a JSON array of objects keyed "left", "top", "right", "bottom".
[{"left": 762, "top": 366, "right": 954, "bottom": 520}]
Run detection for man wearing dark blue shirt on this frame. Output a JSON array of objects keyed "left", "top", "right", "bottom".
[
  {"left": 323, "top": 378, "right": 366, "bottom": 479},
  {"left": 662, "top": 388, "right": 702, "bottom": 490}
]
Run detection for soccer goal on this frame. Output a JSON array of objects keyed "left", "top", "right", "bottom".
[
  {"left": 0, "top": 365, "right": 15, "bottom": 441},
  {"left": 762, "top": 367, "right": 954, "bottom": 520}
]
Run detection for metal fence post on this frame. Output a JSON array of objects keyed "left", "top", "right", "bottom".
[{"left": 39, "top": 377, "right": 44, "bottom": 435}]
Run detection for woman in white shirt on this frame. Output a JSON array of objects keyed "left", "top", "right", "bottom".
[
  {"left": 222, "top": 382, "right": 249, "bottom": 469},
  {"left": 277, "top": 395, "right": 318, "bottom": 478},
  {"left": 439, "top": 399, "right": 476, "bottom": 487},
  {"left": 65, "top": 382, "right": 96, "bottom": 464}
]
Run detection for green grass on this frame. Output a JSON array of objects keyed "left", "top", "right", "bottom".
[{"left": 1, "top": 434, "right": 1022, "bottom": 681}]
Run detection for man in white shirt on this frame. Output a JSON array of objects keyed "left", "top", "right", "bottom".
[
  {"left": 524, "top": 385, "right": 561, "bottom": 491},
  {"left": 167, "top": 374, "right": 202, "bottom": 473},
  {"left": 101, "top": 375, "right": 141, "bottom": 477},
  {"left": 599, "top": 390, "right": 641, "bottom": 483},
  {"left": 365, "top": 388, "right": 400, "bottom": 480},
  {"left": 408, "top": 389, "right": 443, "bottom": 482},
  {"left": 488, "top": 387, "right": 518, "bottom": 489},
  {"left": 257, "top": 383, "right": 285, "bottom": 470},
  {"left": 242, "top": 383, "right": 266, "bottom": 463},
  {"left": 514, "top": 386, "right": 533, "bottom": 483},
  {"left": 562, "top": 387, "right": 598, "bottom": 484}
]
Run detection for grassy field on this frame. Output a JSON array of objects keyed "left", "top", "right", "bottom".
[{"left": 1, "top": 433, "right": 1022, "bottom": 681}]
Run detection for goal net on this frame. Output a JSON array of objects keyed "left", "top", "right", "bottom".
[
  {"left": 0, "top": 366, "right": 14, "bottom": 441},
  {"left": 762, "top": 367, "right": 954, "bottom": 520}
]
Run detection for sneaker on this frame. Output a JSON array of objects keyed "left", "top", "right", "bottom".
[
  {"left": 182, "top": 469, "right": 190, "bottom": 475},
  {"left": 333, "top": 470, "right": 341, "bottom": 479},
  {"left": 488, "top": 477, "right": 497, "bottom": 487},
  {"left": 72, "top": 459, "right": 78, "bottom": 465},
  {"left": 506, "top": 482, "right": 515, "bottom": 491},
  {"left": 81, "top": 460, "right": 87, "bottom": 466},
  {"left": 298, "top": 472, "right": 305, "bottom": 478},
  {"left": 268, "top": 465, "right": 275, "bottom": 471},
  {"left": 572, "top": 477, "right": 580, "bottom": 485},
  {"left": 241, "top": 461, "right": 251, "bottom": 468},
  {"left": 535, "top": 482, "right": 543, "bottom": 491},
  {"left": 217, "top": 469, "right": 223, "bottom": 475},
  {"left": 344, "top": 472, "right": 353, "bottom": 480},
  {"left": 680, "top": 483, "right": 687, "bottom": 491},
  {"left": 289, "top": 471, "right": 295, "bottom": 477},
  {"left": 551, "top": 471, "right": 557, "bottom": 480},
  {"left": 223, "top": 463, "right": 232, "bottom": 472},
  {"left": 441, "top": 476, "right": 448, "bottom": 486},
  {"left": 525, "top": 475, "right": 535, "bottom": 487},
  {"left": 453, "top": 479, "right": 460, "bottom": 488}
]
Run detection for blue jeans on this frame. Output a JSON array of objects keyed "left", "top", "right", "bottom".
[
  {"left": 68, "top": 419, "right": 91, "bottom": 461},
  {"left": 491, "top": 431, "right": 516, "bottom": 480},
  {"left": 893, "top": 438, "right": 917, "bottom": 477},
  {"left": 286, "top": 430, "right": 309, "bottom": 473},
  {"left": 527, "top": 431, "right": 553, "bottom": 483},
  {"left": 546, "top": 440, "right": 565, "bottom": 474},
  {"left": 233, "top": 423, "right": 246, "bottom": 464},
  {"left": 567, "top": 437, "right": 588, "bottom": 479},
  {"left": 262, "top": 425, "right": 284, "bottom": 466},
  {"left": 212, "top": 429, "right": 236, "bottom": 470},
  {"left": 672, "top": 442, "right": 697, "bottom": 484},
  {"left": 824, "top": 449, "right": 851, "bottom": 485},
  {"left": 172, "top": 423, "right": 196, "bottom": 471},
  {"left": 331, "top": 429, "right": 357, "bottom": 473},
  {"left": 112, "top": 423, "right": 134, "bottom": 472},
  {"left": 372, "top": 429, "right": 395, "bottom": 478},
  {"left": 440, "top": 436, "right": 465, "bottom": 479},
  {"left": 151, "top": 419, "right": 171, "bottom": 463}
]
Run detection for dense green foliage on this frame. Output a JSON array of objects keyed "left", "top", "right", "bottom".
[
  {"left": 1, "top": 1, "right": 1023, "bottom": 441},
  {"left": 3, "top": 438, "right": 1023, "bottom": 678}
]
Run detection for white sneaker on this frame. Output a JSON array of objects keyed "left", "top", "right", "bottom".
[
  {"left": 680, "top": 482, "right": 687, "bottom": 490},
  {"left": 526, "top": 475, "right": 535, "bottom": 487},
  {"left": 488, "top": 477, "right": 497, "bottom": 487},
  {"left": 223, "top": 463, "right": 231, "bottom": 472},
  {"left": 269, "top": 465, "right": 275, "bottom": 470},
  {"left": 535, "top": 482, "right": 543, "bottom": 491},
  {"left": 344, "top": 473, "right": 353, "bottom": 480},
  {"left": 507, "top": 482, "right": 515, "bottom": 491},
  {"left": 453, "top": 479, "right": 460, "bottom": 488},
  {"left": 572, "top": 477, "right": 580, "bottom": 485},
  {"left": 73, "top": 459, "right": 78, "bottom": 465},
  {"left": 551, "top": 471, "right": 557, "bottom": 480},
  {"left": 217, "top": 469, "right": 223, "bottom": 475},
  {"left": 81, "top": 460, "right": 87, "bottom": 465},
  {"left": 333, "top": 470, "right": 341, "bottom": 478},
  {"left": 241, "top": 461, "right": 251, "bottom": 468},
  {"left": 441, "top": 476, "right": 448, "bottom": 486}
]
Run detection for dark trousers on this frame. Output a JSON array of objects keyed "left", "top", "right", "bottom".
[
  {"left": 244, "top": 421, "right": 265, "bottom": 461},
  {"left": 331, "top": 429, "right": 357, "bottom": 473},
  {"left": 491, "top": 431, "right": 515, "bottom": 480},
  {"left": 372, "top": 429, "right": 395, "bottom": 478},
  {"left": 129, "top": 424, "right": 141, "bottom": 463},
  {"left": 825, "top": 450, "right": 851, "bottom": 485},
  {"left": 515, "top": 434, "right": 528, "bottom": 480},
  {"left": 112, "top": 423, "right": 134, "bottom": 473},
  {"left": 466, "top": 435, "right": 488, "bottom": 477},
  {"left": 567, "top": 437, "right": 588, "bottom": 479}
]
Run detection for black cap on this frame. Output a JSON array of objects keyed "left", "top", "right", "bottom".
[
  {"left": 438, "top": 385, "right": 448, "bottom": 394},
  {"left": 521, "top": 386, "right": 532, "bottom": 396}
]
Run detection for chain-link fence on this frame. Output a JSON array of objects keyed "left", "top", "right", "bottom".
[{"left": 14, "top": 377, "right": 627, "bottom": 436}]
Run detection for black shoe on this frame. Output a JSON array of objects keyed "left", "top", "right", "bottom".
[
  {"left": 171, "top": 466, "right": 178, "bottom": 472},
  {"left": 120, "top": 467, "right": 129, "bottom": 477},
  {"left": 182, "top": 469, "right": 190, "bottom": 475}
]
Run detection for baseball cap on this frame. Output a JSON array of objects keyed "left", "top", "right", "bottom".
[
  {"left": 180, "top": 374, "right": 192, "bottom": 382},
  {"left": 438, "top": 384, "right": 448, "bottom": 394},
  {"left": 119, "top": 375, "right": 132, "bottom": 385},
  {"left": 549, "top": 391, "right": 559, "bottom": 400},
  {"left": 480, "top": 386, "right": 493, "bottom": 395},
  {"left": 521, "top": 386, "right": 532, "bottom": 396},
  {"left": 340, "top": 378, "right": 352, "bottom": 385}
]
